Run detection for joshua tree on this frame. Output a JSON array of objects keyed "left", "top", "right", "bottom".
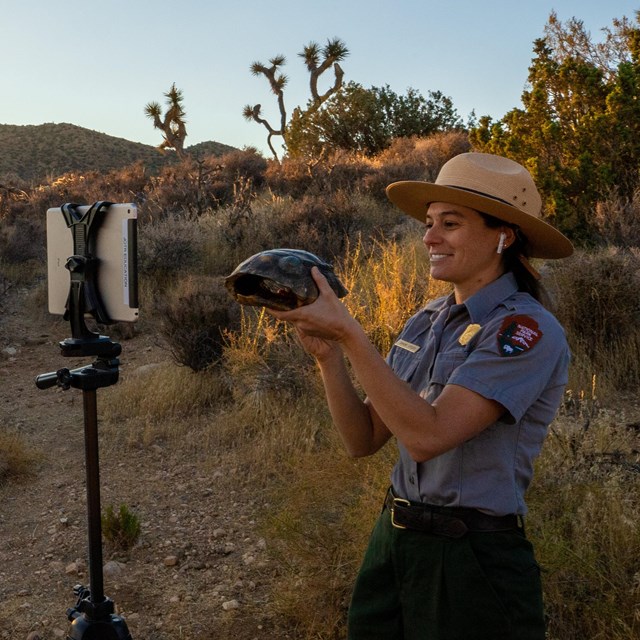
[
  {"left": 243, "top": 37, "right": 349, "bottom": 161},
  {"left": 300, "top": 37, "right": 348, "bottom": 111},
  {"left": 145, "top": 83, "right": 188, "bottom": 158},
  {"left": 242, "top": 56, "right": 288, "bottom": 161}
]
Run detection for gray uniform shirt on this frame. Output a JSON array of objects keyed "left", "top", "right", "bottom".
[{"left": 387, "top": 272, "right": 569, "bottom": 516}]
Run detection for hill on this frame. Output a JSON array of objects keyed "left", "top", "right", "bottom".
[{"left": 0, "top": 123, "right": 238, "bottom": 183}]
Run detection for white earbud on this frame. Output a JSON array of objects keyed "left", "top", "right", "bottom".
[{"left": 497, "top": 232, "right": 506, "bottom": 254}]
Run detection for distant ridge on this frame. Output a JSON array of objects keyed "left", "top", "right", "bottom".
[{"left": 0, "top": 123, "right": 238, "bottom": 183}]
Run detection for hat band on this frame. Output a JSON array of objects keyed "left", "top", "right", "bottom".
[{"left": 441, "top": 184, "right": 516, "bottom": 209}]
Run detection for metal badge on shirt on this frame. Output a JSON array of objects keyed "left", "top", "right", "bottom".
[{"left": 458, "top": 323, "right": 481, "bottom": 346}]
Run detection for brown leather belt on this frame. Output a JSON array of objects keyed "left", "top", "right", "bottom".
[{"left": 385, "top": 489, "right": 520, "bottom": 539}]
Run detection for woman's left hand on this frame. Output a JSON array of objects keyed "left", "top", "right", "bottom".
[{"left": 267, "top": 267, "right": 358, "bottom": 345}]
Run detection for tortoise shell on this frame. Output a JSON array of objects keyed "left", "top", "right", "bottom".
[{"left": 225, "top": 248, "right": 348, "bottom": 311}]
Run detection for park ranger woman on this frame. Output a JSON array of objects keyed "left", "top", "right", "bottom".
[{"left": 270, "top": 152, "right": 573, "bottom": 640}]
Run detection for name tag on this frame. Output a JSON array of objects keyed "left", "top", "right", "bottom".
[{"left": 395, "top": 339, "right": 420, "bottom": 353}]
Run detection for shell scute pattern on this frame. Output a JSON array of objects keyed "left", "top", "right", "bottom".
[{"left": 225, "top": 248, "right": 348, "bottom": 311}]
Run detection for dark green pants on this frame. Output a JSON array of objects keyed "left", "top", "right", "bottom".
[{"left": 348, "top": 509, "right": 545, "bottom": 640}]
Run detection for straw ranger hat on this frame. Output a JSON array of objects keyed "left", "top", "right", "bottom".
[{"left": 386, "top": 152, "right": 573, "bottom": 259}]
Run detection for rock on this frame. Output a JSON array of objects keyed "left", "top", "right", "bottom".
[
  {"left": 103, "top": 560, "right": 126, "bottom": 576},
  {"left": 163, "top": 555, "right": 179, "bottom": 567},
  {"left": 222, "top": 599, "right": 240, "bottom": 611},
  {"left": 26, "top": 633, "right": 41, "bottom": 640}
]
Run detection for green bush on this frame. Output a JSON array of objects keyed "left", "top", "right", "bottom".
[{"left": 101, "top": 503, "right": 141, "bottom": 552}]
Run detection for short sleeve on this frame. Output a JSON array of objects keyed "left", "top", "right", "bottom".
[{"left": 447, "top": 310, "right": 570, "bottom": 422}]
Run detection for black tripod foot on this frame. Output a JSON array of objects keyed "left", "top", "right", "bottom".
[
  {"left": 67, "top": 614, "right": 132, "bottom": 640},
  {"left": 66, "top": 588, "right": 132, "bottom": 640}
]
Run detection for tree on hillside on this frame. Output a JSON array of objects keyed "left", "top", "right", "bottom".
[
  {"left": 470, "top": 11, "right": 640, "bottom": 243},
  {"left": 145, "top": 83, "right": 188, "bottom": 159},
  {"left": 243, "top": 37, "right": 349, "bottom": 161},
  {"left": 286, "top": 82, "right": 463, "bottom": 157}
]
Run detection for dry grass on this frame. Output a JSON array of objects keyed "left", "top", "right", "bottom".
[
  {"left": 0, "top": 428, "right": 42, "bottom": 485},
  {"left": 529, "top": 408, "right": 640, "bottom": 639},
  {"left": 100, "top": 362, "right": 231, "bottom": 447},
  {"left": 338, "top": 234, "right": 450, "bottom": 353}
]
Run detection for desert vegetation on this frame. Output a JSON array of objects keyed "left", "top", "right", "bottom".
[
  {"left": 1, "top": 130, "right": 639, "bottom": 638},
  {"left": 1, "top": 10, "right": 640, "bottom": 640}
]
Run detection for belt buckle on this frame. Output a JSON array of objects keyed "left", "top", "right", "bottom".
[{"left": 390, "top": 497, "right": 411, "bottom": 529}]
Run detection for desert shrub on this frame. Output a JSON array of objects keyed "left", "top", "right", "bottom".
[
  {"left": 0, "top": 181, "right": 30, "bottom": 222},
  {"left": 547, "top": 247, "right": 640, "bottom": 397},
  {"left": 0, "top": 428, "right": 41, "bottom": 484},
  {"left": 311, "top": 150, "right": 375, "bottom": 194},
  {"left": 262, "top": 191, "right": 401, "bottom": 260},
  {"left": 215, "top": 147, "right": 268, "bottom": 190},
  {"left": 101, "top": 361, "right": 231, "bottom": 447},
  {"left": 362, "top": 131, "right": 471, "bottom": 201},
  {"left": 143, "top": 159, "right": 216, "bottom": 218},
  {"left": 222, "top": 308, "right": 314, "bottom": 406},
  {"left": 102, "top": 503, "right": 141, "bottom": 552},
  {"left": 87, "top": 161, "right": 150, "bottom": 205},
  {"left": 199, "top": 190, "right": 405, "bottom": 280},
  {"left": 41, "top": 172, "right": 105, "bottom": 204},
  {"left": 142, "top": 149, "right": 267, "bottom": 218},
  {"left": 266, "top": 150, "right": 375, "bottom": 199},
  {"left": 265, "top": 155, "right": 319, "bottom": 198},
  {"left": 137, "top": 214, "right": 207, "bottom": 279},
  {"left": 157, "top": 275, "right": 241, "bottom": 371},
  {"left": 593, "top": 186, "right": 640, "bottom": 247},
  {"left": 528, "top": 411, "right": 640, "bottom": 639},
  {"left": 1, "top": 173, "right": 105, "bottom": 246},
  {"left": 0, "top": 218, "right": 45, "bottom": 263},
  {"left": 176, "top": 307, "right": 327, "bottom": 475},
  {"left": 188, "top": 148, "right": 268, "bottom": 212}
]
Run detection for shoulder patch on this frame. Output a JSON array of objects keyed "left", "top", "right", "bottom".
[{"left": 497, "top": 314, "right": 543, "bottom": 357}]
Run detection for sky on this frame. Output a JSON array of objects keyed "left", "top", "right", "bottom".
[{"left": 1, "top": 0, "right": 638, "bottom": 158}]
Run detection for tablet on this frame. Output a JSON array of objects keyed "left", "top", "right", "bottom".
[{"left": 46, "top": 202, "right": 139, "bottom": 323}]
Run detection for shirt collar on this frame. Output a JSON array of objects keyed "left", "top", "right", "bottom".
[{"left": 464, "top": 272, "right": 519, "bottom": 322}]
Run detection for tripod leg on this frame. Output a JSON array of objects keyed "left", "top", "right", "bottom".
[
  {"left": 64, "top": 389, "right": 133, "bottom": 639},
  {"left": 83, "top": 388, "right": 105, "bottom": 606}
]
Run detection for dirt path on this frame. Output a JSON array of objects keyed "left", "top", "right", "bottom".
[{"left": 0, "top": 285, "right": 289, "bottom": 640}]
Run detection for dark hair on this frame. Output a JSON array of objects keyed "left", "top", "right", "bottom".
[{"left": 478, "top": 212, "right": 548, "bottom": 305}]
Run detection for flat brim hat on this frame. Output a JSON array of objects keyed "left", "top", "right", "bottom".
[{"left": 386, "top": 152, "right": 573, "bottom": 259}]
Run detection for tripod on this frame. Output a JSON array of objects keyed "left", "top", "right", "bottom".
[{"left": 35, "top": 202, "right": 133, "bottom": 639}]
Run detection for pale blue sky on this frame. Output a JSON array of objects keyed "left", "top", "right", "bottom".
[{"left": 1, "top": 1, "right": 638, "bottom": 156}]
